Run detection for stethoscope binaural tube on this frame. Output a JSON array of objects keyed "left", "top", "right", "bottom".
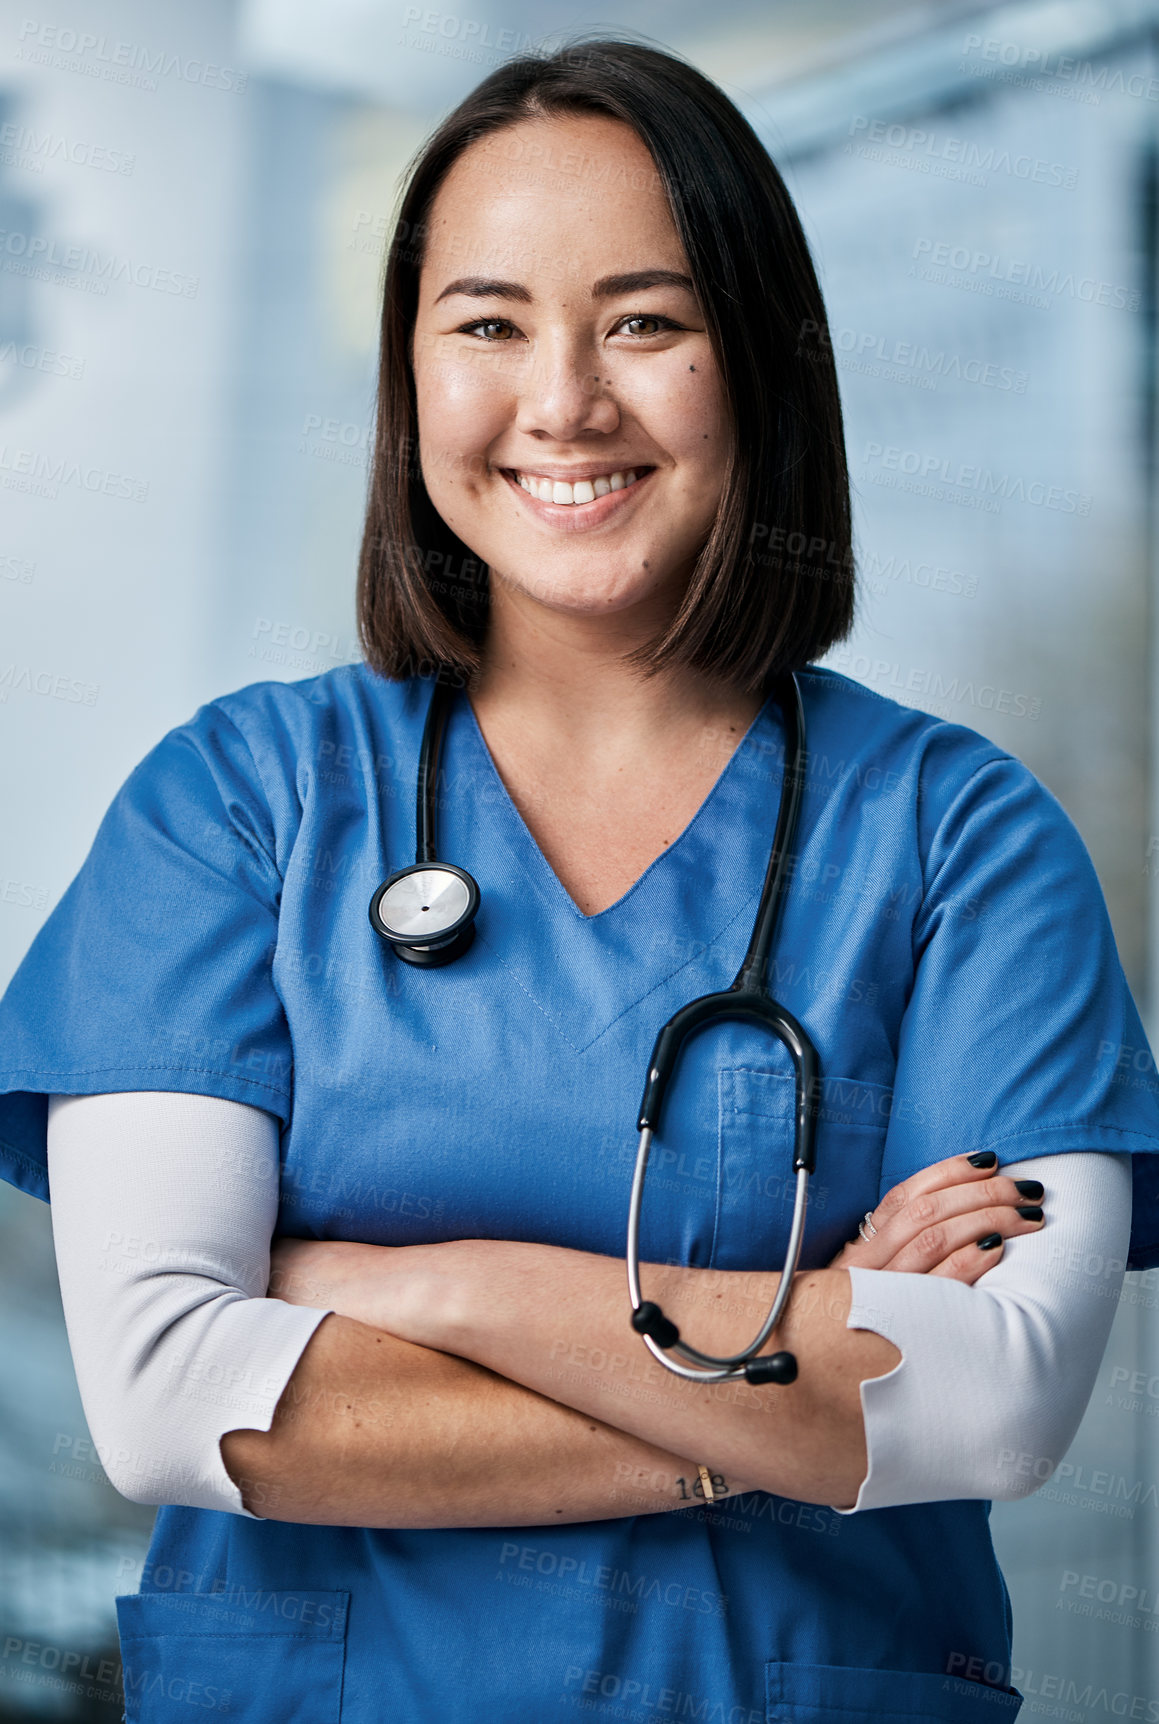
[
  {"left": 369, "top": 679, "right": 481, "bottom": 968},
  {"left": 625, "top": 672, "right": 819, "bottom": 1386}
]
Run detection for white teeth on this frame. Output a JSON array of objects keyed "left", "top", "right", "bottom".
[{"left": 514, "top": 468, "right": 640, "bottom": 504}]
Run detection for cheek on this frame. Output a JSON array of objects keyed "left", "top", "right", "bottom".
[
  {"left": 619, "top": 358, "right": 730, "bottom": 469},
  {"left": 414, "top": 337, "right": 519, "bottom": 474}
]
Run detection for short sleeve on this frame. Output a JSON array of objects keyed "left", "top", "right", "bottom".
[
  {"left": 0, "top": 703, "right": 293, "bottom": 1203},
  {"left": 878, "top": 745, "right": 1159, "bottom": 1269}
]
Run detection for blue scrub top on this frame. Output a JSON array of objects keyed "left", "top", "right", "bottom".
[{"left": 2, "top": 662, "right": 1159, "bottom": 1723}]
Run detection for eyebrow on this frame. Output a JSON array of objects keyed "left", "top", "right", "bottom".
[{"left": 433, "top": 268, "right": 696, "bottom": 305}]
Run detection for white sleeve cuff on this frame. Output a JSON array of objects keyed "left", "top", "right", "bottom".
[
  {"left": 120, "top": 1292, "right": 333, "bottom": 1518},
  {"left": 835, "top": 1152, "right": 1132, "bottom": 1513}
]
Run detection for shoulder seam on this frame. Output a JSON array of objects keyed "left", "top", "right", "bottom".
[{"left": 202, "top": 702, "right": 283, "bottom": 885}]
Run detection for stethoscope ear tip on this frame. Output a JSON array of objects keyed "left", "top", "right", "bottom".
[
  {"left": 630, "top": 1300, "right": 681, "bottom": 1350},
  {"left": 743, "top": 1351, "right": 798, "bottom": 1386}
]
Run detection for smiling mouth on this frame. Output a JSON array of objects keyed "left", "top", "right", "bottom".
[{"left": 503, "top": 466, "right": 653, "bottom": 506}]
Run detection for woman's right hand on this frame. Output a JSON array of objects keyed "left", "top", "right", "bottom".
[{"left": 827, "top": 1150, "right": 1045, "bottom": 1283}]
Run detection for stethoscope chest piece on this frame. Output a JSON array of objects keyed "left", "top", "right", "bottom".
[
  {"left": 369, "top": 861, "right": 479, "bottom": 967},
  {"left": 369, "top": 677, "right": 481, "bottom": 968}
]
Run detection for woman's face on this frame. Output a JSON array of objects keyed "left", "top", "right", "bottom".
[{"left": 411, "top": 112, "right": 733, "bottom": 634}]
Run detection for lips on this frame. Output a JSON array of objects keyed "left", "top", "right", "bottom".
[
  {"left": 507, "top": 466, "right": 651, "bottom": 506},
  {"left": 499, "top": 464, "right": 656, "bottom": 530}
]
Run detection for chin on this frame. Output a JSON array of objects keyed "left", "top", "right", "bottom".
[{"left": 499, "top": 570, "right": 670, "bottom": 616}]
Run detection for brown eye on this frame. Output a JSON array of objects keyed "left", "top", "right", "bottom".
[
  {"left": 464, "top": 319, "right": 515, "bottom": 341},
  {"left": 619, "top": 315, "right": 674, "bottom": 336}
]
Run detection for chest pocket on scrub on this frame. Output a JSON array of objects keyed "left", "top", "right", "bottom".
[{"left": 713, "top": 1068, "right": 892, "bottom": 1272}]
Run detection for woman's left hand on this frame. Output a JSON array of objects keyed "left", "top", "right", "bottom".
[{"left": 827, "top": 1150, "right": 1046, "bottom": 1283}]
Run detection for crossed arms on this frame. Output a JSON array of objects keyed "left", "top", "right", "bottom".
[{"left": 45, "top": 1091, "right": 1130, "bottom": 1525}]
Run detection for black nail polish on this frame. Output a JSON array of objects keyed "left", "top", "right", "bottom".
[
  {"left": 977, "top": 1233, "right": 1002, "bottom": 1250},
  {"left": 1015, "top": 1180, "right": 1044, "bottom": 1200},
  {"left": 1016, "top": 1205, "right": 1043, "bottom": 1222},
  {"left": 967, "top": 1150, "right": 998, "bottom": 1168}
]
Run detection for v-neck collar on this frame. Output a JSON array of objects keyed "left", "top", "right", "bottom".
[
  {"left": 433, "top": 686, "right": 792, "bottom": 1054},
  {"left": 458, "top": 688, "right": 778, "bottom": 923}
]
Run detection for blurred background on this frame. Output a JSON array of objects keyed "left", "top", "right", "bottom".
[{"left": 1, "top": 0, "right": 1158, "bottom": 1713}]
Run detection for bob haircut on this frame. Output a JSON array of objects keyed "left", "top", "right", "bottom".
[{"left": 357, "top": 36, "right": 854, "bottom": 694}]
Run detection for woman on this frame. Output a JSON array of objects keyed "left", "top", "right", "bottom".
[{"left": 1, "top": 37, "right": 1156, "bottom": 1724}]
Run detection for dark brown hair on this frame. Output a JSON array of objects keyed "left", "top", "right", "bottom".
[{"left": 357, "top": 36, "right": 854, "bottom": 694}]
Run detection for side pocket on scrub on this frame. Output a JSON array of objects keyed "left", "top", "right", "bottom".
[
  {"left": 115, "top": 1588, "right": 349, "bottom": 1723},
  {"left": 766, "top": 1662, "right": 1023, "bottom": 1723}
]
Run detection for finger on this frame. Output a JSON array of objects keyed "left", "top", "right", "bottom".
[
  {"left": 926, "top": 1232, "right": 1006, "bottom": 1285},
  {"left": 849, "top": 1174, "right": 1046, "bottom": 1270},
  {"left": 873, "top": 1150, "right": 1008, "bottom": 1224},
  {"left": 840, "top": 1154, "right": 1006, "bottom": 1268},
  {"left": 882, "top": 1202, "right": 1045, "bottom": 1275},
  {"left": 874, "top": 1176, "right": 1043, "bottom": 1254},
  {"left": 882, "top": 1150, "right": 1004, "bottom": 1210}
]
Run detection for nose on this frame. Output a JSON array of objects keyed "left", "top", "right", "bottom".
[{"left": 512, "top": 335, "right": 621, "bottom": 442}]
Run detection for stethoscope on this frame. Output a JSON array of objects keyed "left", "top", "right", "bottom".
[
  {"left": 369, "top": 674, "right": 818, "bottom": 1387},
  {"left": 368, "top": 679, "right": 481, "bottom": 967}
]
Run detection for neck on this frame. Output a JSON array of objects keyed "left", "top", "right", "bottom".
[{"left": 468, "top": 575, "right": 762, "bottom": 760}]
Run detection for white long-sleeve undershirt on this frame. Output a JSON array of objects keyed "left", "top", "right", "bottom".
[
  {"left": 47, "top": 1091, "right": 333, "bottom": 1519},
  {"left": 44, "top": 1091, "right": 1132, "bottom": 1519}
]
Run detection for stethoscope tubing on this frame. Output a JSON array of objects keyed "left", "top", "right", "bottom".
[{"left": 624, "top": 672, "right": 818, "bottom": 1385}]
